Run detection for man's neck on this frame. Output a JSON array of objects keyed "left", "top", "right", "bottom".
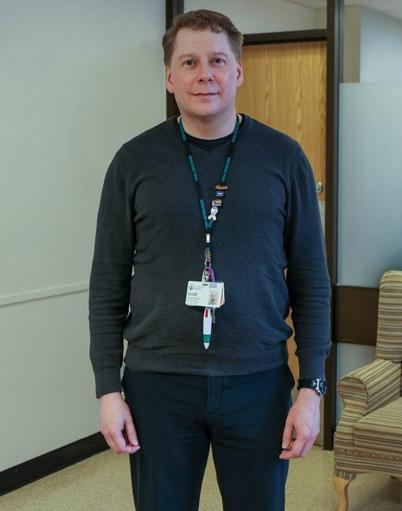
[{"left": 178, "top": 110, "right": 238, "bottom": 140}]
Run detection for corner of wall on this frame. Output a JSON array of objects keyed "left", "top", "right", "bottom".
[{"left": 343, "top": 5, "right": 361, "bottom": 83}]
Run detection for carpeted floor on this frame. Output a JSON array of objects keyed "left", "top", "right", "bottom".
[{"left": 1, "top": 446, "right": 401, "bottom": 510}]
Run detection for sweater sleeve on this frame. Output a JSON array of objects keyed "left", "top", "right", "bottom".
[
  {"left": 284, "top": 144, "right": 331, "bottom": 379},
  {"left": 88, "top": 150, "right": 134, "bottom": 399}
]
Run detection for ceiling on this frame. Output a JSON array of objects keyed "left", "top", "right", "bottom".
[{"left": 286, "top": 0, "right": 402, "bottom": 21}]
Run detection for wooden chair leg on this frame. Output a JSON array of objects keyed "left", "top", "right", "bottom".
[{"left": 333, "top": 474, "right": 354, "bottom": 511}]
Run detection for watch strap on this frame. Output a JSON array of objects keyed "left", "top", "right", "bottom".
[{"left": 297, "top": 378, "right": 327, "bottom": 396}]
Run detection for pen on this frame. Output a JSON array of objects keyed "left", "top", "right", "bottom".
[{"left": 203, "top": 307, "right": 212, "bottom": 349}]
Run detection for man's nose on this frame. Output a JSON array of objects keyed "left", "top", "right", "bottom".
[{"left": 197, "top": 62, "right": 213, "bottom": 82}]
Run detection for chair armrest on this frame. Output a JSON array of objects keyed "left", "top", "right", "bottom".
[
  {"left": 334, "top": 359, "right": 400, "bottom": 451},
  {"left": 339, "top": 358, "right": 400, "bottom": 415}
]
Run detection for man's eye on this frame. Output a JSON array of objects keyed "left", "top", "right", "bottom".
[
  {"left": 183, "top": 59, "right": 195, "bottom": 66},
  {"left": 213, "top": 57, "right": 226, "bottom": 64}
]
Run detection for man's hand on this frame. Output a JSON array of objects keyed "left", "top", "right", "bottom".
[
  {"left": 99, "top": 392, "right": 141, "bottom": 455},
  {"left": 279, "top": 388, "right": 321, "bottom": 460}
]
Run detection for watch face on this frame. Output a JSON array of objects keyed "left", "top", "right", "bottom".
[{"left": 315, "top": 379, "right": 327, "bottom": 396}]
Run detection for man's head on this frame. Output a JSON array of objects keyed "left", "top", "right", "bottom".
[
  {"left": 162, "top": 10, "right": 243, "bottom": 67},
  {"left": 162, "top": 10, "right": 244, "bottom": 122}
]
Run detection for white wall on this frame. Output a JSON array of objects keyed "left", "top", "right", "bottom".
[
  {"left": 185, "top": 0, "right": 318, "bottom": 33},
  {"left": 338, "top": 81, "right": 402, "bottom": 288},
  {"left": 360, "top": 6, "right": 402, "bottom": 82},
  {"left": 337, "top": 6, "right": 402, "bottom": 83},
  {"left": 0, "top": 0, "right": 165, "bottom": 471}
]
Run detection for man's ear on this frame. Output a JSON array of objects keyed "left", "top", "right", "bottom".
[
  {"left": 166, "top": 67, "right": 174, "bottom": 94},
  {"left": 236, "top": 60, "right": 244, "bottom": 87}
]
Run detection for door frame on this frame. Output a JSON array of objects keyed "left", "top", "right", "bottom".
[{"left": 165, "top": 0, "right": 343, "bottom": 450}]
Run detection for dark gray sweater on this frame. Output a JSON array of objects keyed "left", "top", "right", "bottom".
[{"left": 88, "top": 115, "right": 331, "bottom": 399}]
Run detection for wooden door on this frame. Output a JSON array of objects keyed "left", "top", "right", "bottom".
[{"left": 236, "top": 41, "right": 327, "bottom": 442}]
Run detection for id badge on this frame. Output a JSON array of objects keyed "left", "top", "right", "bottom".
[{"left": 185, "top": 281, "right": 225, "bottom": 308}]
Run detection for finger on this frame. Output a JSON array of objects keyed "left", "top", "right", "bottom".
[
  {"left": 281, "top": 420, "right": 293, "bottom": 450},
  {"left": 279, "top": 438, "right": 305, "bottom": 460},
  {"left": 109, "top": 429, "right": 129, "bottom": 453},
  {"left": 124, "top": 417, "right": 140, "bottom": 446},
  {"left": 289, "top": 438, "right": 306, "bottom": 458},
  {"left": 279, "top": 439, "right": 294, "bottom": 459},
  {"left": 105, "top": 426, "right": 140, "bottom": 454},
  {"left": 122, "top": 429, "right": 141, "bottom": 453},
  {"left": 121, "top": 429, "right": 142, "bottom": 454}
]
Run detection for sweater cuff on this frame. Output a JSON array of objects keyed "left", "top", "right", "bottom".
[
  {"left": 298, "top": 353, "right": 327, "bottom": 380},
  {"left": 94, "top": 368, "right": 123, "bottom": 399}
]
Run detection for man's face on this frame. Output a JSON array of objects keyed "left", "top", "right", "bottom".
[{"left": 166, "top": 28, "right": 243, "bottom": 120}]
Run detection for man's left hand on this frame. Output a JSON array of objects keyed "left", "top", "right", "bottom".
[{"left": 279, "top": 388, "right": 321, "bottom": 460}]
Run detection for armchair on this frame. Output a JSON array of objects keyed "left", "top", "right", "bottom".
[{"left": 333, "top": 270, "right": 402, "bottom": 511}]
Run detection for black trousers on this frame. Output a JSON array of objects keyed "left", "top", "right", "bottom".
[{"left": 121, "top": 363, "right": 294, "bottom": 511}]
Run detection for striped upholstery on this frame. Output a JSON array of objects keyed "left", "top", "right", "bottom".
[
  {"left": 335, "top": 359, "right": 401, "bottom": 450},
  {"left": 334, "top": 270, "right": 402, "bottom": 481},
  {"left": 334, "top": 450, "right": 402, "bottom": 477},
  {"left": 354, "top": 398, "right": 402, "bottom": 457},
  {"left": 376, "top": 270, "right": 402, "bottom": 361}
]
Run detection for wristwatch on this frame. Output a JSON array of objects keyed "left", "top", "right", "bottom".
[{"left": 297, "top": 378, "right": 328, "bottom": 397}]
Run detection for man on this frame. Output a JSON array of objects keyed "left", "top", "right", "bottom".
[{"left": 89, "top": 9, "right": 331, "bottom": 511}]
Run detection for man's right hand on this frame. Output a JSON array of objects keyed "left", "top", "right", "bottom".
[{"left": 99, "top": 392, "right": 141, "bottom": 454}]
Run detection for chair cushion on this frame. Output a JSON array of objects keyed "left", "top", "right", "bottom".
[{"left": 354, "top": 397, "right": 402, "bottom": 458}]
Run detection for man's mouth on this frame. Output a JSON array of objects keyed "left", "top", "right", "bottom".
[{"left": 193, "top": 92, "right": 218, "bottom": 96}]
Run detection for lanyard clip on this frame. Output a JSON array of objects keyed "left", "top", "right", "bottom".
[
  {"left": 204, "top": 246, "right": 211, "bottom": 267},
  {"left": 202, "top": 265, "right": 215, "bottom": 282}
]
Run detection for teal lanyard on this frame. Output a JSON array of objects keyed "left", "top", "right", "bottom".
[
  {"left": 177, "top": 114, "right": 241, "bottom": 262},
  {"left": 178, "top": 114, "right": 242, "bottom": 349}
]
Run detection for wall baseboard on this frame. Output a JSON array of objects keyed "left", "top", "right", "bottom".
[{"left": 0, "top": 432, "right": 108, "bottom": 496}]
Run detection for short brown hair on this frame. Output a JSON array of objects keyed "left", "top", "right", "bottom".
[{"left": 162, "top": 9, "right": 243, "bottom": 66}]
